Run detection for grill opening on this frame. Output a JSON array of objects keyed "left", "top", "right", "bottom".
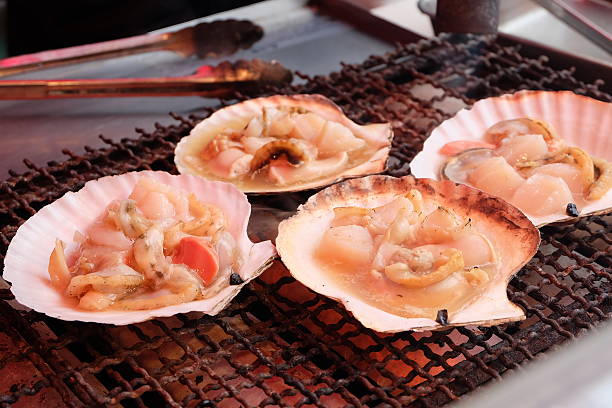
[{"left": 0, "top": 34, "right": 610, "bottom": 407}]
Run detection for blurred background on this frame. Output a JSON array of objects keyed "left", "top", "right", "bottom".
[
  {"left": 0, "top": 0, "right": 5, "bottom": 57},
  {"left": 0, "top": 0, "right": 263, "bottom": 57},
  {"left": 0, "top": 0, "right": 609, "bottom": 62}
]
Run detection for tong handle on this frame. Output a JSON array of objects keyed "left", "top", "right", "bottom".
[
  {"left": 0, "top": 60, "right": 293, "bottom": 99},
  {"left": 0, "top": 77, "right": 247, "bottom": 99},
  {"left": 0, "top": 32, "right": 171, "bottom": 78}
]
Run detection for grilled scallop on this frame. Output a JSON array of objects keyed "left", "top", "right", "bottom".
[
  {"left": 175, "top": 94, "right": 393, "bottom": 193},
  {"left": 4, "top": 171, "right": 276, "bottom": 324},
  {"left": 411, "top": 90, "right": 612, "bottom": 226},
  {"left": 276, "top": 175, "right": 540, "bottom": 332}
]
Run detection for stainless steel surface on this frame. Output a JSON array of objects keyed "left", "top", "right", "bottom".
[
  {"left": 0, "top": 0, "right": 391, "bottom": 176},
  {"left": 499, "top": 0, "right": 611, "bottom": 62},
  {"left": 453, "top": 321, "right": 612, "bottom": 408},
  {"left": 534, "top": 0, "right": 612, "bottom": 54},
  {"left": 372, "top": 0, "right": 612, "bottom": 62}
]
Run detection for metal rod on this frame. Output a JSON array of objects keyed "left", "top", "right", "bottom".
[{"left": 0, "top": 59, "right": 292, "bottom": 99}]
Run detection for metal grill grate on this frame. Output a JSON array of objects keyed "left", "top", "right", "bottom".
[{"left": 1, "top": 34, "right": 610, "bottom": 407}]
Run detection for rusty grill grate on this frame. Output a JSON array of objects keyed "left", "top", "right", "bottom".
[{"left": 0, "top": 34, "right": 610, "bottom": 407}]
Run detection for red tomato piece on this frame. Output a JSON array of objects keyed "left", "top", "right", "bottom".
[{"left": 172, "top": 237, "right": 219, "bottom": 285}]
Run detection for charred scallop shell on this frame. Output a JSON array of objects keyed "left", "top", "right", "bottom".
[
  {"left": 175, "top": 94, "right": 393, "bottom": 193},
  {"left": 276, "top": 175, "right": 540, "bottom": 332},
  {"left": 3, "top": 171, "right": 276, "bottom": 325},
  {"left": 411, "top": 90, "right": 612, "bottom": 227}
]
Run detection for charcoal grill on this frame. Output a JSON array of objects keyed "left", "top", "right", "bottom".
[{"left": 1, "top": 33, "right": 610, "bottom": 407}]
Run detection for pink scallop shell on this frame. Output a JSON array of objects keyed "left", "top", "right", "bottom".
[
  {"left": 277, "top": 175, "right": 539, "bottom": 332},
  {"left": 3, "top": 171, "right": 276, "bottom": 325},
  {"left": 410, "top": 90, "right": 612, "bottom": 226},
  {"left": 175, "top": 94, "right": 393, "bottom": 193}
]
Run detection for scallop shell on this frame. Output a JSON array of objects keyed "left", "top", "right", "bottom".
[
  {"left": 175, "top": 94, "right": 393, "bottom": 193},
  {"left": 3, "top": 171, "right": 276, "bottom": 325},
  {"left": 410, "top": 90, "right": 612, "bottom": 227},
  {"left": 276, "top": 175, "right": 540, "bottom": 332}
]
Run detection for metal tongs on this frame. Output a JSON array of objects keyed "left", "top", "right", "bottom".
[
  {"left": 0, "top": 59, "right": 293, "bottom": 99},
  {"left": 0, "top": 19, "right": 293, "bottom": 99},
  {"left": 0, "top": 19, "right": 264, "bottom": 78}
]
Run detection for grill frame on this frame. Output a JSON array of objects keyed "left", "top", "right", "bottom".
[{"left": 0, "top": 34, "right": 610, "bottom": 408}]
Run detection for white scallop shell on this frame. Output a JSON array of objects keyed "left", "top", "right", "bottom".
[
  {"left": 175, "top": 94, "right": 393, "bottom": 193},
  {"left": 276, "top": 175, "right": 540, "bottom": 332},
  {"left": 3, "top": 171, "right": 276, "bottom": 325},
  {"left": 410, "top": 90, "right": 612, "bottom": 227}
]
